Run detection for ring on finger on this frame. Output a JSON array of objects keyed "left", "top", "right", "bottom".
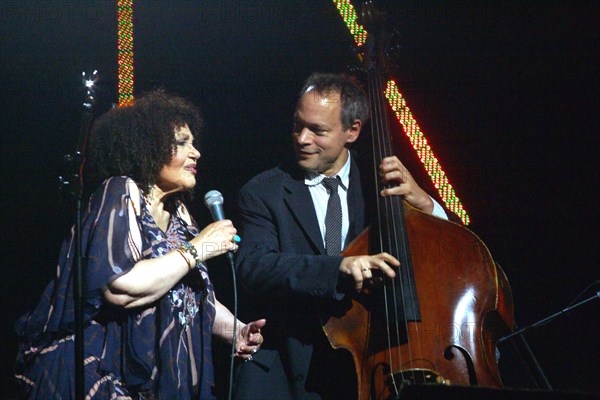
[{"left": 362, "top": 267, "right": 370, "bottom": 272}]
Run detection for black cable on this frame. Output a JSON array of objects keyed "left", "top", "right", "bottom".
[
  {"left": 227, "top": 256, "right": 238, "bottom": 400},
  {"left": 506, "top": 322, "right": 553, "bottom": 390},
  {"left": 498, "top": 281, "right": 600, "bottom": 389},
  {"left": 500, "top": 284, "right": 600, "bottom": 341},
  {"left": 567, "top": 280, "right": 600, "bottom": 307},
  {"left": 179, "top": 218, "right": 238, "bottom": 400}
]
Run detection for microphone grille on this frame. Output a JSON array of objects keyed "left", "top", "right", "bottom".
[{"left": 204, "top": 190, "right": 224, "bottom": 208}]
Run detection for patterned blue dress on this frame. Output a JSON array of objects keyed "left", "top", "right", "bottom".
[{"left": 15, "top": 177, "right": 217, "bottom": 399}]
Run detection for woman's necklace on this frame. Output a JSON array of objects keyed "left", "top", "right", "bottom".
[{"left": 144, "top": 188, "right": 155, "bottom": 205}]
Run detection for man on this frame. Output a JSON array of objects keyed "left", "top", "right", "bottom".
[{"left": 233, "top": 73, "right": 448, "bottom": 399}]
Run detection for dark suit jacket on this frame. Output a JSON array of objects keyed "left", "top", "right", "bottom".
[{"left": 233, "top": 158, "right": 365, "bottom": 400}]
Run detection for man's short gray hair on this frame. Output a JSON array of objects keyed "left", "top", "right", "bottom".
[{"left": 299, "top": 73, "right": 369, "bottom": 130}]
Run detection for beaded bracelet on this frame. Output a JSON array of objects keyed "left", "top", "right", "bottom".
[{"left": 179, "top": 241, "right": 202, "bottom": 268}]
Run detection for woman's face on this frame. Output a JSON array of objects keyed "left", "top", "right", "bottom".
[{"left": 156, "top": 124, "right": 201, "bottom": 193}]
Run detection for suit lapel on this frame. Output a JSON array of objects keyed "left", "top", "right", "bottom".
[
  {"left": 345, "top": 157, "right": 365, "bottom": 247},
  {"left": 282, "top": 172, "right": 326, "bottom": 254}
]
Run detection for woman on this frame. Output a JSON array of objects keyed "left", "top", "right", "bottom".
[{"left": 15, "top": 89, "right": 265, "bottom": 399}]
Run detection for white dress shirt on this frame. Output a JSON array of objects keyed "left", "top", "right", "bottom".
[{"left": 305, "top": 152, "right": 448, "bottom": 251}]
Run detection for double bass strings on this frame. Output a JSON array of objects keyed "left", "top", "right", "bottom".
[{"left": 368, "top": 68, "right": 428, "bottom": 387}]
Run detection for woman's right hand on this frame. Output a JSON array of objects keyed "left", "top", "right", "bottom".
[{"left": 191, "top": 219, "right": 238, "bottom": 262}]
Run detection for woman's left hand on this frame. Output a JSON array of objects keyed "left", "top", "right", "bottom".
[{"left": 234, "top": 319, "right": 266, "bottom": 360}]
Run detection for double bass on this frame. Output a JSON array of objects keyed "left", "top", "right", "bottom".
[{"left": 323, "top": 4, "right": 514, "bottom": 399}]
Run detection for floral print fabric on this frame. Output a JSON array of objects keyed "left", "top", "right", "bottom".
[{"left": 15, "top": 177, "right": 216, "bottom": 399}]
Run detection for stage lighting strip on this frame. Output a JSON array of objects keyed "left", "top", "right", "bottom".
[
  {"left": 332, "top": 0, "right": 470, "bottom": 225},
  {"left": 117, "top": 0, "right": 134, "bottom": 106},
  {"left": 332, "top": 0, "right": 367, "bottom": 46}
]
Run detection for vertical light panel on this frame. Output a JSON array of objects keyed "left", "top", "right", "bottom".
[
  {"left": 385, "top": 81, "right": 469, "bottom": 224},
  {"left": 332, "top": 0, "right": 470, "bottom": 225},
  {"left": 117, "top": 0, "right": 134, "bottom": 106},
  {"left": 332, "top": 0, "right": 367, "bottom": 47}
]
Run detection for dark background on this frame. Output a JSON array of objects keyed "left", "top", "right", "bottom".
[{"left": 1, "top": 0, "right": 598, "bottom": 398}]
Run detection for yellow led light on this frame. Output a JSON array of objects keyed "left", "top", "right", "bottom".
[
  {"left": 117, "top": 0, "right": 134, "bottom": 106},
  {"left": 332, "top": 0, "right": 470, "bottom": 225}
]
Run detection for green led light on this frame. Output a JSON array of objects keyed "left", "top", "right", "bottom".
[
  {"left": 385, "top": 80, "right": 470, "bottom": 224},
  {"left": 332, "top": 0, "right": 367, "bottom": 46},
  {"left": 332, "top": 0, "right": 470, "bottom": 225},
  {"left": 117, "top": 0, "right": 134, "bottom": 106}
]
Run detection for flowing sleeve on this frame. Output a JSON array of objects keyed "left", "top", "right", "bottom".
[
  {"left": 83, "top": 176, "right": 144, "bottom": 307},
  {"left": 16, "top": 176, "right": 144, "bottom": 342}
]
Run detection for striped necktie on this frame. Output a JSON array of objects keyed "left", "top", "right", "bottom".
[{"left": 322, "top": 177, "right": 342, "bottom": 255}]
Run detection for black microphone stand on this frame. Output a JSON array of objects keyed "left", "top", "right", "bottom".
[
  {"left": 498, "top": 289, "right": 600, "bottom": 390},
  {"left": 58, "top": 70, "right": 98, "bottom": 399}
]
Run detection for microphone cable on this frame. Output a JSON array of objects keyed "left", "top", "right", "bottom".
[
  {"left": 226, "top": 254, "right": 238, "bottom": 400},
  {"left": 178, "top": 213, "right": 238, "bottom": 400}
]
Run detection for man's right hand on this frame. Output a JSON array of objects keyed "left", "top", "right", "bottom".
[{"left": 339, "top": 253, "right": 399, "bottom": 292}]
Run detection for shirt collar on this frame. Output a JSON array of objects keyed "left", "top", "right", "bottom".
[{"left": 304, "top": 151, "right": 351, "bottom": 191}]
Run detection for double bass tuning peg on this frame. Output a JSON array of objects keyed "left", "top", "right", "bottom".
[
  {"left": 345, "top": 65, "right": 368, "bottom": 89},
  {"left": 347, "top": 64, "right": 366, "bottom": 74},
  {"left": 385, "top": 43, "right": 402, "bottom": 65}
]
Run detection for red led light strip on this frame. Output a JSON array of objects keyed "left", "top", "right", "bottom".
[
  {"left": 117, "top": 0, "right": 134, "bottom": 106},
  {"left": 332, "top": 0, "right": 470, "bottom": 224}
]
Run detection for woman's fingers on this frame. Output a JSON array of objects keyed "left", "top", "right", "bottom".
[
  {"left": 235, "top": 319, "right": 266, "bottom": 360},
  {"left": 192, "top": 220, "right": 239, "bottom": 260}
]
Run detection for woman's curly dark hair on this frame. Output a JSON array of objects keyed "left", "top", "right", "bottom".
[{"left": 87, "top": 89, "right": 203, "bottom": 193}]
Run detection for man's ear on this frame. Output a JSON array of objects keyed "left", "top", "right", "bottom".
[{"left": 346, "top": 119, "right": 362, "bottom": 144}]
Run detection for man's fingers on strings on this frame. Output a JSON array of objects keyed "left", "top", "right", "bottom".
[
  {"left": 364, "top": 255, "right": 395, "bottom": 279},
  {"left": 352, "top": 269, "right": 365, "bottom": 292}
]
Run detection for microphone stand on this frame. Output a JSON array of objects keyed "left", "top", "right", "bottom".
[
  {"left": 498, "top": 290, "right": 600, "bottom": 390},
  {"left": 58, "top": 70, "right": 98, "bottom": 399}
]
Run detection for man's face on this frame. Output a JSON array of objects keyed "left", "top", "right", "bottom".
[{"left": 292, "top": 90, "right": 360, "bottom": 176}]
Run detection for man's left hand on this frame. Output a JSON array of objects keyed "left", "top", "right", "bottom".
[{"left": 379, "top": 156, "right": 434, "bottom": 214}]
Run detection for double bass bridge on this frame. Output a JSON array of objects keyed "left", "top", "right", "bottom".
[{"left": 386, "top": 368, "right": 449, "bottom": 388}]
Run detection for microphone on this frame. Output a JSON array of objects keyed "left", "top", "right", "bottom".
[
  {"left": 204, "top": 190, "right": 235, "bottom": 263},
  {"left": 204, "top": 190, "right": 226, "bottom": 221}
]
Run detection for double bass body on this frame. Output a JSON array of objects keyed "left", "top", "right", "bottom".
[{"left": 324, "top": 203, "right": 514, "bottom": 399}]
